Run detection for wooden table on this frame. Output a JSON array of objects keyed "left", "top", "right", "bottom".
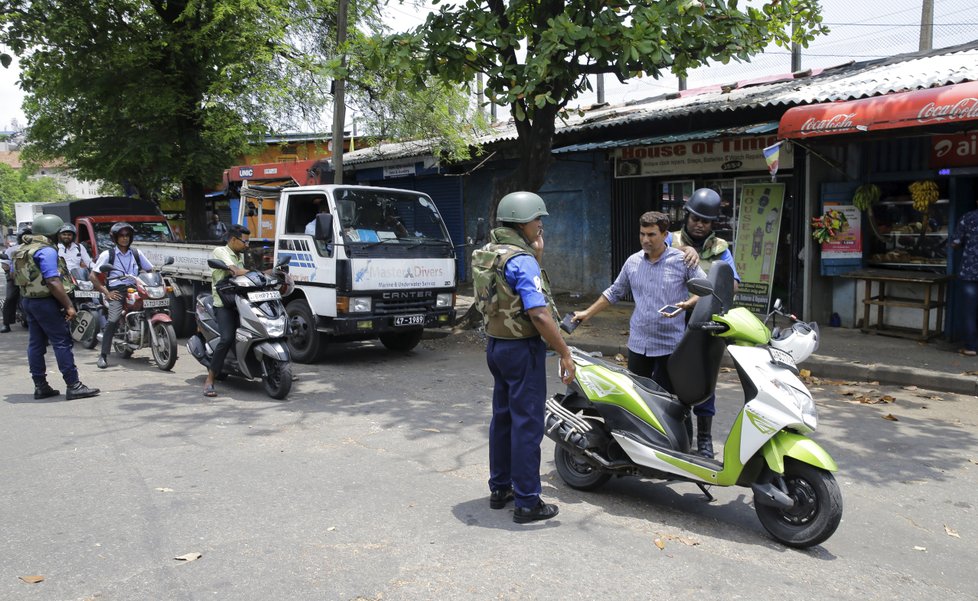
[{"left": 840, "top": 268, "right": 952, "bottom": 341}]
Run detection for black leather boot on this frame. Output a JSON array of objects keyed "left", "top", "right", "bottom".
[{"left": 697, "top": 416, "right": 714, "bottom": 458}]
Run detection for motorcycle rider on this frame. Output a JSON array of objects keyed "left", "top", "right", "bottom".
[
  {"left": 56, "top": 223, "right": 92, "bottom": 272},
  {"left": 202, "top": 224, "right": 251, "bottom": 397},
  {"left": 90, "top": 222, "right": 155, "bottom": 369},
  {"left": 668, "top": 188, "right": 741, "bottom": 458},
  {"left": 475, "top": 191, "right": 575, "bottom": 524},
  {"left": 1, "top": 226, "right": 29, "bottom": 333},
  {"left": 12, "top": 214, "right": 100, "bottom": 400}
]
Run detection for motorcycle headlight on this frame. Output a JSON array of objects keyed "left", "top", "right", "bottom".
[
  {"left": 771, "top": 378, "right": 818, "bottom": 430},
  {"left": 435, "top": 293, "right": 454, "bottom": 308},
  {"left": 259, "top": 315, "right": 287, "bottom": 338},
  {"left": 76, "top": 280, "right": 94, "bottom": 291},
  {"left": 146, "top": 285, "right": 167, "bottom": 299}
]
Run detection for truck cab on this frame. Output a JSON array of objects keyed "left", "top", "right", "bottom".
[
  {"left": 242, "top": 184, "right": 457, "bottom": 362},
  {"left": 42, "top": 197, "right": 175, "bottom": 260}
]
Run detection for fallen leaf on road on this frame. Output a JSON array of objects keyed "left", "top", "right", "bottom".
[
  {"left": 327, "top": 526, "right": 336, "bottom": 531},
  {"left": 614, "top": 353, "right": 626, "bottom": 362},
  {"left": 970, "top": 459, "right": 978, "bottom": 466},
  {"left": 962, "top": 370, "right": 978, "bottom": 376},
  {"left": 902, "top": 385, "right": 919, "bottom": 391},
  {"left": 945, "top": 525, "right": 961, "bottom": 538},
  {"left": 881, "top": 395, "right": 896, "bottom": 403},
  {"left": 882, "top": 414, "right": 899, "bottom": 421},
  {"left": 155, "top": 487, "right": 173, "bottom": 493},
  {"left": 421, "top": 428, "right": 440, "bottom": 433},
  {"left": 663, "top": 533, "right": 700, "bottom": 546},
  {"left": 174, "top": 553, "right": 202, "bottom": 562},
  {"left": 653, "top": 538, "right": 666, "bottom": 550},
  {"left": 19, "top": 575, "right": 44, "bottom": 584},
  {"left": 719, "top": 367, "right": 733, "bottom": 373},
  {"left": 799, "top": 369, "right": 811, "bottom": 378},
  {"left": 913, "top": 546, "right": 927, "bottom": 552}
]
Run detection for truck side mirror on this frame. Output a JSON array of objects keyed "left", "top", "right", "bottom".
[{"left": 315, "top": 212, "right": 334, "bottom": 242}]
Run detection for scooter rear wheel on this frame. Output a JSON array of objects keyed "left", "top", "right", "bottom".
[
  {"left": 554, "top": 446, "right": 611, "bottom": 491},
  {"left": 755, "top": 459, "right": 843, "bottom": 548}
]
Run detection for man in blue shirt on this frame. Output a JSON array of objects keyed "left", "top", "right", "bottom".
[
  {"left": 12, "top": 214, "right": 99, "bottom": 400},
  {"left": 951, "top": 197, "right": 978, "bottom": 356},
  {"left": 574, "top": 211, "right": 705, "bottom": 393},
  {"left": 478, "top": 191, "right": 574, "bottom": 524}
]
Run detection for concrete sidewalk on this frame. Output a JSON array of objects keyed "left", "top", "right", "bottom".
[{"left": 454, "top": 288, "right": 978, "bottom": 396}]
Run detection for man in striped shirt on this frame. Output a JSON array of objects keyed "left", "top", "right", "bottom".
[{"left": 573, "top": 211, "right": 704, "bottom": 391}]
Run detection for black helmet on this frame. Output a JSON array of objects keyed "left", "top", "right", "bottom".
[
  {"left": 685, "top": 188, "right": 722, "bottom": 221},
  {"left": 110, "top": 222, "right": 135, "bottom": 241},
  {"left": 59, "top": 223, "right": 77, "bottom": 236}
]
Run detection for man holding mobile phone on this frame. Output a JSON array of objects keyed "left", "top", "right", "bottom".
[{"left": 573, "top": 211, "right": 705, "bottom": 392}]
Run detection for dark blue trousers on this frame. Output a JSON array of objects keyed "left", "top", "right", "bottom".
[
  {"left": 487, "top": 336, "right": 547, "bottom": 510},
  {"left": 628, "top": 349, "right": 715, "bottom": 416},
  {"left": 23, "top": 296, "right": 79, "bottom": 387}
]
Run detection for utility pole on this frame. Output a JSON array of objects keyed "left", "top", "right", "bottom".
[
  {"left": 597, "top": 73, "right": 605, "bottom": 104},
  {"left": 332, "top": 0, "right": 349, "bottom": 184},
  {"left": 919, "top": 0, "right": 934, "bottom": 51},
  {"left": 791, "top": 20, "right": 801, "bottom": 72}
]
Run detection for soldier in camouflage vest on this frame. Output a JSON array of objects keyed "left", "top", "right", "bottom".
[
  {"left": 12, "top": 214, "right": 100, "bottom": 401},
  {"left": 669, "top": 188, "right": 741, "bottom": 458},
  {"left": 472, "top": 191, "right": 574, "bottom": 524}
]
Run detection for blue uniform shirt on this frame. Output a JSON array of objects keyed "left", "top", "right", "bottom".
[
  {"left": 35, "top": 245, "right": 62, "bottom": 280},
  {"left": 504, "top": 253, "right": 547, "bottom": 311}
]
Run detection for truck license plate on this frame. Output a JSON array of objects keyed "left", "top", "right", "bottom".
[
  {"left": 248, "top": 290, "right": 282, "bottom": 302},
  {"left": 143, "top": 298, "right": 169, "bottom": 308},
  {"left": 394, "top": 314, "right": 425, "bottom": 327}
]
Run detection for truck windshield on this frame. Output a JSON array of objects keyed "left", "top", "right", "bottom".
[
  {"left": 94, "top": 220, "right": 174, "bottom": 251},
  {"left": 333, "top": 187, "right": 451, "bottom": 246}
]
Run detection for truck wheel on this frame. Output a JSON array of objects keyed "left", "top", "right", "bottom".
[
  {"left": 168, "top": 293, "right": 191, "bottom": 338},
  {"left": 287, "top": 300, "right": 326, "bottom": 363},
  {"left": 379, "top": 330, "right": 423, "bottom": 352}
]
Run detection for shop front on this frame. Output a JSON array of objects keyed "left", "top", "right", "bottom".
[
  {"left": 779, "top": 81, "right": 978, "bottom": 339},
  {"left": 609, "top": 125, "right": 803, "bottom": 312}
]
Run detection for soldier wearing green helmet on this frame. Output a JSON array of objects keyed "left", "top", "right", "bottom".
[
  {"left": 12, "top": 213, "right": 100, "bottom": 401},
  {"left": 472, "top": 190, "right": 574, "bottom": 524}
]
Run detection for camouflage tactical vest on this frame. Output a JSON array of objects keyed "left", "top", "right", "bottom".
[
  {"left": 671, "top": 228, "right": 729, "bottom": 275},
  {"left": 13, "top": 235, "right": 75, "bottom": 298},
  {"left": 471, "top": 227, "right": 559, "bottom": 340}
]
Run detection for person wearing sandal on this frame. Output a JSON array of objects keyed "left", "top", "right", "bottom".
[
  {"left": 202, "top": 225, "right": 251, "bottom": 397},
  {"left": 952, "top": 197, "right": 978, "bottom": 357}
]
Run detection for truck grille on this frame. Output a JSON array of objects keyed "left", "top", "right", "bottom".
[{"left": 374, "top": 298, "right": 433, "bottom": 315}]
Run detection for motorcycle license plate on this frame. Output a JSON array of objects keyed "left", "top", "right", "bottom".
[
  {"left": 394, "top": 314, "right": 425, "bottom": 327},
  {"left": 143, "top": 298, "right": 169, "bottom": 308},
  {"left": 247, "top": 290, "right": 281, "bottom": 302},
  {"left": 768, "top": 347, "right": 798, "bottom": 373},
  {"left": 73, "top": 290, "right": 100, "bottom": 299}
]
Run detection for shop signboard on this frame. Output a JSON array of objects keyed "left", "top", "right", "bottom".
[
  {"left": 614, "top": 135, "right": 794, "bottom": 178},
  {"left": 930, "top": 131, "right": 978, "bottom": 168},
  {"left": 733, "top": 183, "right": 785, "bottom": 313},
  {"left": 819, "top": 204, "right": 863, "bottom": 260}
]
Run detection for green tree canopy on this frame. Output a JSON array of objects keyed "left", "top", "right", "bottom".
[
  {"left": 370, "top": 0, "right": 827, "bottom": 212},
  {"left": 0, "top": 162, "right": 64, "bottom": 227}
]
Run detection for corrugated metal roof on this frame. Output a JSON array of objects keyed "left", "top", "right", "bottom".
[
  {"left": 554, "top": 122, "right": 778, "bottom": 153},
  {"left": 345, "top": 39, "right": 978, "bottom": 166}
]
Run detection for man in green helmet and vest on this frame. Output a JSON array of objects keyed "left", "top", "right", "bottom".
[
  {"left": 472, "top": 191, "right": 575, "bottom": 524},
  {"left": 12, "top": 213, "right": 100, "bottom": 400},
  {"left": 668, "top": 187, "right": 740, "bottom": 458}
]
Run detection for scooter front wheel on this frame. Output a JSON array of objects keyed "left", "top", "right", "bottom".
[
  {"left": 262, "top": 358, "right": 292, "bottom": 400},
  {"left": 151, "top": 322, "right": 178, "bottom": 371},
  {"left": 554, "top": 446, "right": 611, "bottom": 491},
  {"left": 755, "top": 460, "right": 843, "bottom": 548}
]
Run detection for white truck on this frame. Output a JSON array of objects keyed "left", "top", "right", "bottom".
[
  {"left": 138, "top": 184, "right": 458, "bottom": 362},
  {"left": 15, "top": 201, "right": 45, "bottom": 230}
]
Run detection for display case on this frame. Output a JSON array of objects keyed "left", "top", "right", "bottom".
[{"left": 866, "top": 182, "right": 949, "bottom": 270}]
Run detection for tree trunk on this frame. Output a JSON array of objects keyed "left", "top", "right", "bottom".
[
  {"left": 182, "top": 179, "right": 206, "bottom": 240},
  {"left": 488, "top": 104, "right": 558, "bottom": 225}
]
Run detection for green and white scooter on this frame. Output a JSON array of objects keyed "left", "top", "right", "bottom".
[{"left": 547, "top": 262, "right": 842, "bottom": 548}]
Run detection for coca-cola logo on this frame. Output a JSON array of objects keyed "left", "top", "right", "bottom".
[
  {"left": 918, "top": 97, "right": 978, "bottom": 123},
  {"left": 800, "top": 113, "right": 858, "bottom": 135}
]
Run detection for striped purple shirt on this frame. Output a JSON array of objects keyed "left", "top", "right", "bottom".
[{"left": 602, "top": 247, "right": 706, "bottom": 357}]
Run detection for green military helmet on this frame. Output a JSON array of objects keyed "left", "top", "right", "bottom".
[
  {"left": 496, "top": 191, "right": 549, "bottom": 223},
  {"left": 31, "top": 214, "right": 65, "bottom": 237}
]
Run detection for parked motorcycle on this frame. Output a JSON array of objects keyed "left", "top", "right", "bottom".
[
  {"left": 68, "top": 267, "right": 105, "bottom": 350},
  {"left": 186, "top": 257, "right": 293, "bottom": 400},
  {"left": 97, "top": 257, "right": 178, "bottom": 371},
  {"left": 546, "top": 262, "right": 842, "bottom": 548}
]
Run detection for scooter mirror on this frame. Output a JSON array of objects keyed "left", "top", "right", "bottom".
[
  {"left": 98, "top": 264, "right": 113, "bottom": 274},
  {"left": 276, "top": 255, "right": 292, "bottom": 268},
  {"left": 687, "top": 278, "right": 713, "bottom": 297},
  {"left": 163, "top": 256, "right": 175, "bottom": 266},
  {"left": 207, "top": 259, "right": 230, "bottom": 270},
  {"left": 773, "top": 298, "right": 783, "bottom": 312}
]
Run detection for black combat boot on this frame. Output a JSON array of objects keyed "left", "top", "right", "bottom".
[
  {"left": 34, "top": 382, "right": 60, "bottom": 399},
  {"left": 66, "top": 382, "right": 100, "bottom": 400},
  {"left": 697, "top": 416, "right": 714, "bottom": 458}
]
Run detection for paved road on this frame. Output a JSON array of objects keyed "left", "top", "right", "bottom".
[{"left": 1, "top": 327, "right": 976, "bottom": 600}]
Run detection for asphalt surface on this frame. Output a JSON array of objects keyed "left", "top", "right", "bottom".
[{"left": 1, "top": 322, "right": 977, "bottom": 600}]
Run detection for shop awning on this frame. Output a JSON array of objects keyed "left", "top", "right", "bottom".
[{"left": 778, "top": 80, "right": 978, "bottom": 139}]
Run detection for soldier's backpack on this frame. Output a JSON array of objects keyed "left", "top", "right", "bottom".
[{"left": 470, "top": 243, "right": 528, "bottom": 320}]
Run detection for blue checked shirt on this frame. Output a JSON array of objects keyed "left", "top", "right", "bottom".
[{"left": 602, "top": 247, "right": 706, "bottom": 357}]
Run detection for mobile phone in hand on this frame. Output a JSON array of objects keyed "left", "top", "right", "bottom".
[
  {"left": 659, "top": 304, "right": 683, "bottom": 317},
  {"left": 560, "top": 313, "right": 580, "bottom": 334}
]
